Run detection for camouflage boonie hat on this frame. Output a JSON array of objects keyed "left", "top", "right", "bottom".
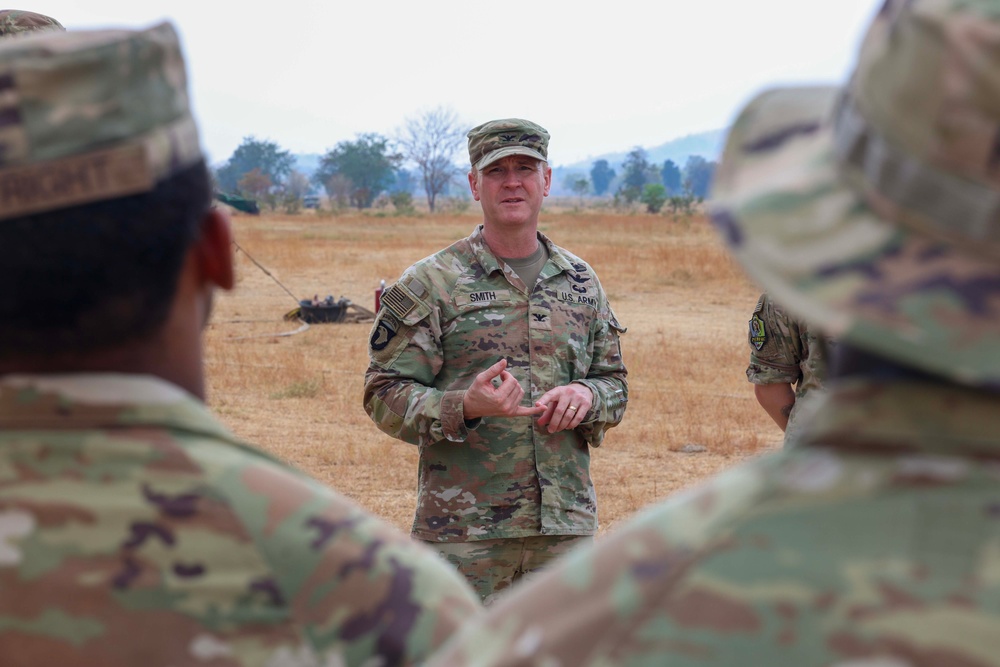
[
  {"left": 709, "top": 0, "right": 1000, "bottom": 386},
  {"left": 0, "top": 22, "right": 203, "bottom": 221},
  {"left": 467, "top": 118, "right": 549, "bottom": 171},
  {"left": 0, "top": 10, "right": 63, "bottom": 36}
]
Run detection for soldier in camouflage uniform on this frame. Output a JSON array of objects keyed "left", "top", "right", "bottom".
[
  {"left": 364, "top": 119, "right": 628, "bottom": 604},
  {"left": 0, "top": 23, "right": 479, "bottom": 666},
  {"left": 0, "top": 9, "right": 63, "bottom": 36},
  {"left": 747, "top": 291, "right": 832, "bottom": 440},
  {"left": 426, "top": 0, "right": 1000, "bottom": 664}
]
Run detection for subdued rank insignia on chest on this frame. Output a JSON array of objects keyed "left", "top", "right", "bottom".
[
  {"left": 371, "top": 318, "right": 397, "bottom": 351},
  {"left": 749, "top": 314, "right": 767, "bottom": 351}
]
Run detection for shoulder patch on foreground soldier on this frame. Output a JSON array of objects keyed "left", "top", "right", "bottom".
[
  {"left": 381, "top": 278, "right": 431, "bottom": 324},
  {"left": 369, "top": 278, "right": 432, "bottom": 366},
  {"left": 749, "top": 312, "right": 767, "bottom": 350}
]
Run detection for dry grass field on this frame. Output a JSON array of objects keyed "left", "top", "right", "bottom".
[{"left": 204, "top": 206, "right": 780, "bottom": 537}]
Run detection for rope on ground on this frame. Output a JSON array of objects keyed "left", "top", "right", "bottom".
[
  {"left": 232, "top": 240, "right": 302, "bottom": 304},
  {"left": 225, "top": 319, "right": 310, "bottom": 341}
]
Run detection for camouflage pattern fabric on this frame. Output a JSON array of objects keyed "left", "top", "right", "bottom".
[
  {"left": 746, "top": 292, "right": 832, "bottom": 437},
  {"left": 423, "top": 535, "right": 590, "bottom": 604},
  {"left": 709, "top": 0, "right": 1000, "bottom": 386},
  {"left": 0, "top": 23, "right": 202, "bottom": 220},
  {"left": 428, "top": 377, "right": 1000, "bottom": 666},
  {"left": 0, "top": 374, "right": 480, "bottom": 666},
  {"left": 467, "top": 118, "right": 549, "bottom": 171},
  {"left": 0, "top": 10, "right": 63, "bottom": 36},
  {"left": 364, "top": 224, "right": 628, "bottom": 543}
]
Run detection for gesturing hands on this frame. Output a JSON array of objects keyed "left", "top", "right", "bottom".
[
  {"left": 463, "top": 359, "right": 546, "bottom": 421},
  {"left": 462, "top": 359, "right": 594, "bottom": 433},
  {"left": 536, "top": 383, "right": 593, "bottom": 433}
]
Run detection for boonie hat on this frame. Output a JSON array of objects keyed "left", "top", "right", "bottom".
[
  {"left": 710, "top": 0, "right": 1000, "bottom": 386},
  {"left": 467, "top": 118, "right": 549, "bottom": 171},
  {"left": 0, "top": 10, "right": 63, "bottom": 36},
  {"left": 0, "top": 22, "right": 203, "bottom": 221}
]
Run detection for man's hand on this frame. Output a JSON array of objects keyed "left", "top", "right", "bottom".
[
  {"left": 536, "top": 383, "right": 593, "bottom": 433},
  {"left": 463, "top": 359, "right": 546, "bottom": 420}
]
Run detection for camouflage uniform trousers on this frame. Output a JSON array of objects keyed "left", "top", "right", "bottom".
[{"left": 423, "top": 535, "right": 591, "bottom": 604}]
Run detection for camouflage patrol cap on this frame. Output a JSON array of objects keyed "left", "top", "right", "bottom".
[
  {"left": 0, "top": 22, "right": 203, "bottom": 221},
  {"left": 467, "top": 118, "right": 549, "bottom": 171},
  {"left": 0, "top": 10, "right": 64, "bottom": 37},
  {"left": 709, "top": 0, "right": 1000, "bottom": 387}
]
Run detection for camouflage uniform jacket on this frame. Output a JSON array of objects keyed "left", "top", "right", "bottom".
[
  {"left": 747, "top": 292, "right": 832, "bottom": 434},
  {"left": 428, "top": 377, "right": 1000, "bottom": 666},
  {"left": 364, "top": 225, "right": 628, "bottom": 543},
  {"left": 0, "top": 373, "right": 480, "bottom": 667}
]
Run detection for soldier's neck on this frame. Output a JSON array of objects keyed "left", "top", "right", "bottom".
[{"left": 482, "top": 224, "right": 540, "bottom": 259}]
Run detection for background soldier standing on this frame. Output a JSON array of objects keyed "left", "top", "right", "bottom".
[
  {"left": 364, "top": 119, "right": 628, "bottom": 603},
  {"left": 0, "top": 23, "right": 478, "bottom": 666},
  {"left": 746, "top": 291, "right": 832, "bottom": 439},
  {"left": 427, "top": 0, "right": 1000, "bottom": 663}
]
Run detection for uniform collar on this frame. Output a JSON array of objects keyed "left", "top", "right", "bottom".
[
  {"left": 467, "top": 224, "right": 577, "bottom": 278},
  {"left": 0, "top": 373, "right": 238, "bottom": 444}
]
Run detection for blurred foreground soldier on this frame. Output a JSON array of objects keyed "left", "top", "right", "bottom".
[
  {"left": 427, "top": 0, "right": 1000, "bottom": 664},
  {"left": 0, "top": 23, "right": 478, "bottom": 666},
  {"left": 364, "top": 119, "right": 628, "bottom": 603},
  {"left": 746, "top": 291, "right": 832, "bottom": 439},
  {"left": 0, "top": 9, "right": 63, "bottom": 36}
]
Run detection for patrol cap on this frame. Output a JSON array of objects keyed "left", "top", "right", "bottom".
[
  {"left": 0, "top": 10, "right": 64, "bottom": 36},
  {"left": 709, "top": 0, "right": 1000, "bottom": 387},
  {"left": 0, "top": 22, "right": 203, "bottom": 221},
  {"left": 467, "top": 118, "right": 549, "bottom": 171}
]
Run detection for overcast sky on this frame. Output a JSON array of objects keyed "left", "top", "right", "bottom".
[{"left": 32, "top": 0, "right": 880, "bottom": 167}]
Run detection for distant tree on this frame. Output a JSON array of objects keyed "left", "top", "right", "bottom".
[
  {"left": 278, "top": 170, "right": 311, "bottom": 214},
  {"left": 683, "top": 155, "right": 718, "bottom": 199},
  {"left": 570, "top": 176, "right": 589, "bottom": 206},
  {"left": 396, "top": 106, "right": 464, "bottom": 212},
  {"left": 237, "top": 168, "right": 272, "bottom": 203},
  {"left": 640, "top": 183, "right": 668, "bottom": 214},
  {"left": 661, "top": 159, "right": 682, "bottom": 194},
  {"left": 621, "top": 147, "right": 650, "bottom": 191},
  {"left": 283, "top": 170, "right": 311, "bottom": 199},
  {"left": 325, "top": 174, "right": 353, "bottom": 209},
  {"left": 314, "top": 133, "right": 401, "bottom": 209},
  {"left": 390, "top": 168, "right": 416, "bottom": 194},
  {"left": 390, "top": 191, "right": 416, "bottom": 215},
  {"left": 216, "top": 136, "right": 294, "bottom": 193},
  {"left": 590, "top": 159, "right": 616, "bottom": 196}
]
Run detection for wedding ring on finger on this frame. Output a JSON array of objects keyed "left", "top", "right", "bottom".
[{"left": 568, "top": 405, "right": 578, "bottom": 412}]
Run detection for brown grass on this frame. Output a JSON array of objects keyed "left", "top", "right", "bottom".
[{"left": 204, "top": 207, "right": 780, "bottom": 535}]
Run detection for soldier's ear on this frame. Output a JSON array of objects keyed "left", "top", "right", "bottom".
[
  {"left": 468, "top": 171, "right": 481, "bottom": 201},
  {"left": 195, "top": 208, "right": 234, "bottom": 291}
]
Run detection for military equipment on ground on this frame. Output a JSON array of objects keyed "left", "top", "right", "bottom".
[{"left": 284, "top": 295, "right": 376, "bottom": 324}]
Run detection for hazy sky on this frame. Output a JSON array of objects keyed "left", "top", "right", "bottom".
[{"left": 32, "top": 0, "right": 880, "bottom": 167}]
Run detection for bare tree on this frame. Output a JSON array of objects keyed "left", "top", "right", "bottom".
[{"left": 396, "top": 106, "right": 464, "bottom": 212}]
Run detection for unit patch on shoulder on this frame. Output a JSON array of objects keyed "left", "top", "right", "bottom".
[
  {"left": 371, "top": 317, "right": 398, "bottom": 351},
  {"left": 749, "top": 313, "right": 767, "bottom": 351}
]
